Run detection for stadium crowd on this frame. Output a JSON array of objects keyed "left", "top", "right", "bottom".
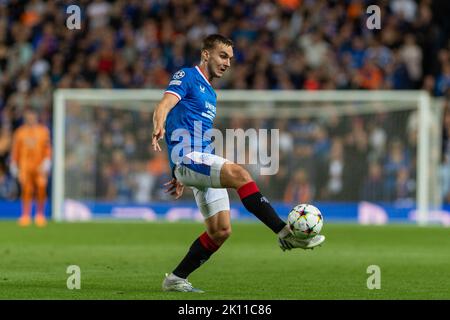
[{"left": 0, "top": 0, "right": 449, "bottom": 204}]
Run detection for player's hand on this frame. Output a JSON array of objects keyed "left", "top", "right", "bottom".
[
  {"left": 10, "top": 162, "right": 19, "bottom": 178},
  {"left": 40, "top": 158, "right": 52, "bottom": 175},
  {"left": 152, "top": 127, "right": 165, "bottom": 152},
  {"left": 164, "top": 178, "right": 184, "bottom": 200}
]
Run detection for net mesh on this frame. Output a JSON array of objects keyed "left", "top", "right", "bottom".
[{"left": 63, "top": 98, "right": 427, "bottom": 207}]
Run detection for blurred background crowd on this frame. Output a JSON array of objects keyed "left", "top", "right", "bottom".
[
  {"left": 61, "top": 101, "right": 436, "bottom": 205},
  {"left": 0, "top": 0, "right": 449, "bottom": 204}
]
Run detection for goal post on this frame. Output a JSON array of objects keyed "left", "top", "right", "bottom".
[{"left": 52, "top": 89, "right": 442, "bottom": 224}]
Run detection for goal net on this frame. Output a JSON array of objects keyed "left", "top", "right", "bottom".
[{"left": 53, "top": 89, "right": 442, "bottom": 225}]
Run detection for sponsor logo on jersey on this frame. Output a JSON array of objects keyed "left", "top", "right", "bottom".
[
  {"left": 202, "top": 101, "right": 216, "bottom": 121},
  {"left": 205, "top": 101, "right": 216, "bottom": 113},
  {"left": 169, "top": 80, "right": 182, "bottom": 86}
]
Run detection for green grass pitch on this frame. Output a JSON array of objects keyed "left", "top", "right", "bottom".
[{"left": 0, "top": 221, "right": 449, "bottom": 300}]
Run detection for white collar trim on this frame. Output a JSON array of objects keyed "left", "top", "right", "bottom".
[{"left": 195, "top": 66, "right": 212, "bottom": 86}]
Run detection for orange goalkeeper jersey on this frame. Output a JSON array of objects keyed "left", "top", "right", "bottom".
[{"left": 11, "top": 124, "right": 52, "bottom": 171}]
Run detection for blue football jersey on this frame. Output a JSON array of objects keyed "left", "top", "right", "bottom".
[{"left": 164, "top": 66, "right": 217, "bottom": 170}]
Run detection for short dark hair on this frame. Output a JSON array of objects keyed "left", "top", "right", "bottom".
[
  {"left": 201, "top": 34, "right": 233, "bottom": 51},
  {"left": 24, "top": 108, "right": 37, "bottom": 114}
]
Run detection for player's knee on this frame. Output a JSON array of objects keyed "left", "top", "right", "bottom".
[
  {"left": 21, "top": 186, "right": 33, "bottom": 199},
  {"left": 221, "top": 227, "right": 232, "bottom": 240},
  {"left": 224, "top": 163, "right": 253, "bottom": 188},
  {"left": 36, "top": 187, "right": 46, "bottom": 199},
  {"left": 210, "top": 227, "right": 232, "bottom": 245}
]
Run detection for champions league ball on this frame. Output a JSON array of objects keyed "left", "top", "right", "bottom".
[{"left": 287, "top": 204, "right": 323, "bottom": 239}]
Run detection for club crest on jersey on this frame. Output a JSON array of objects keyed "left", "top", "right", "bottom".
[
  {"left": 199, "top": 85, "right": 205, "bottom": 93},
  {"left": 173, "top": 70, "right": 185, "bottom": 80}
]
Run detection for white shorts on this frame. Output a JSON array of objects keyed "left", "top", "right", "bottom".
[{"left": 174, "top": 151, "right": 230, "bottom": 219}]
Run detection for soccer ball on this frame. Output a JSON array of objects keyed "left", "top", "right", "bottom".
[{"left": 287, "top": 204, "right": 323, "bottom": 239}]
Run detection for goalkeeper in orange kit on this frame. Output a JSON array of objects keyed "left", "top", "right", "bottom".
[{"left": 10, "top": 109, "right": 52, "bottom": 227}]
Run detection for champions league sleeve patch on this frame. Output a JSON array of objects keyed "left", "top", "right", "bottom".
[{"left": 173, "top": 70, "right": 185, "bottom": 80}]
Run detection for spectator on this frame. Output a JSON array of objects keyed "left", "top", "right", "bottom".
[
  {"left": 132, "top": 160, "right": 156, "bottom": 204},
  {"left": 435, "top": 63, "right": 450, "bottom": 96},
  {"left": 390, "top": 0, "right": 417, "bottom": 23},
  {"left": 394, "top": 167, "right": 415, "bottom": 203},
  {"left": 384, "top": 140, "right": 410, "bottom": 200},
  {"left": 441, "top": 98, "right": 450, "bottom": 203},
  {"left": 343, "top": 119, "right": 369, "bottom": 200},
  {"left": 361, "top": 162, "right": 385, "bottom": 202},
  {"left": 354, "top": 60, "right": 384, "bottom": 90},
  {"left": 0, "top": 164, "right": 18, "bottom": 200},
  {"left": 318, "top": 138, "right": 345, "bottom": 201},
  {"left": 0, "top": 125, "right": 12, "bottom": 168},
  {"left": 283, "top": 169, "right": 313, "bottom": 204},
  {"left": 87, "top": 0, "right": 111, "bottom": 30},
  {"left": 299, "top": 31, "right": 329, "bottom": 69},
  {"left": 400, "top": 34, "right": 423, "bottom": 88}
]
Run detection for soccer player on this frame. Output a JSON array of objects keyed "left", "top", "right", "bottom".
[
  {"left": 152, "top": 34, "right": 325, "bottom": 293},
  {"left": 10, "top": 108, "right": 52, "bottom": 227}
]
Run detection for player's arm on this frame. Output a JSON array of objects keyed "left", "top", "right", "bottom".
[
  {"left": 152, "top": 93, "right": 179, "bottom": 152},
  {"left": 154, "top": 94, "right": 185, "bottom": 199},
  {"left": 10, "top": 129, "right": 21, "bottom": 177},
  {"left": 40, "top": 127, "right": 52, "bottom": 175}
]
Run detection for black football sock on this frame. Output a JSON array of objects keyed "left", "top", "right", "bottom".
[
  {"left": 237, "top": 181, "right": 287, "bottom": 234},
  {"left": 172, "top": 232, "right": 220, "bottom": 279}
]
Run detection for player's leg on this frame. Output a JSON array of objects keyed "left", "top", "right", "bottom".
[
  {"left": 220, "top": 162, "right": 325, "bottom": 250},
  {"left": 163, "top": 187, "right": 230, "bottom": 293},
  {"left": 172, "top": 206, "right": 231, "bottom": 279},
  {"left": 175, "top": 153, "right": 283, "bottom": 233},
  {"left": 203, "top": 208, "right": 232, "bottom": 246},
  {"left": 35, "top": 173, "right": 48, "bottom": 227},
  {"left": 18, "top": 171, "right": 33, "bottom": 227},
  {"left": 220, "top": 162, "right": 290, "bottom": 235},
  {"left": 172, "top": 151, "right": 323, "bottom": 255}
]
